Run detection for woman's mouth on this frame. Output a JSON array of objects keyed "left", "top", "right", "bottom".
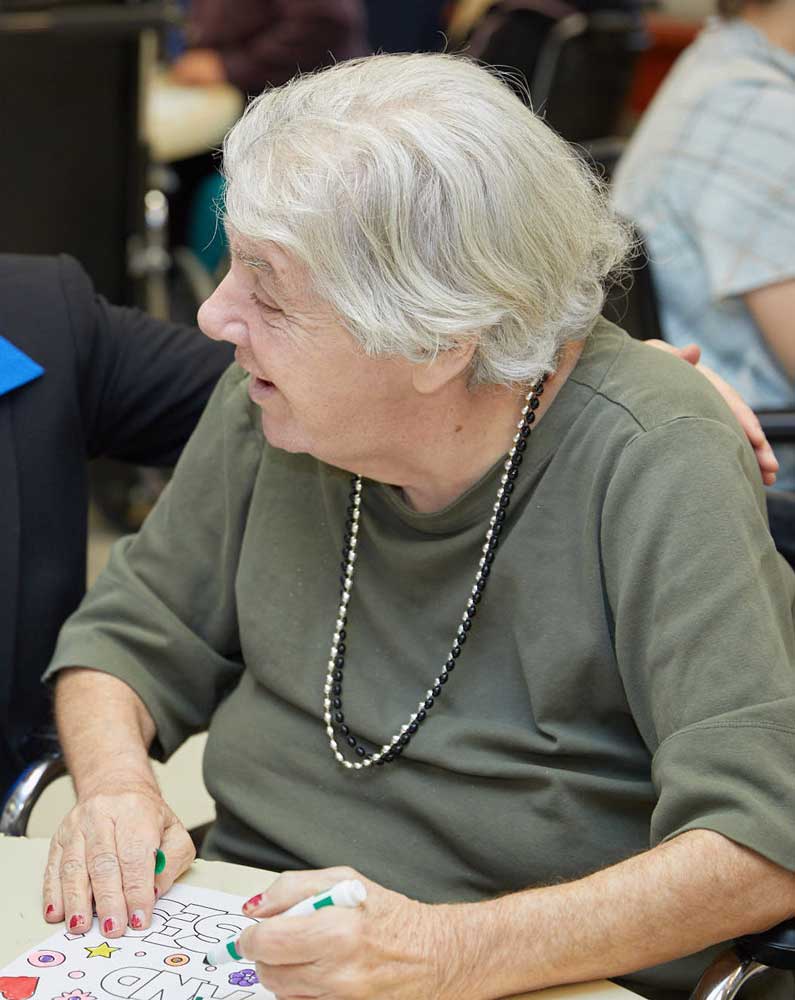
[{"left": 248, "top": 375, "right": 277, "bottom": 402}]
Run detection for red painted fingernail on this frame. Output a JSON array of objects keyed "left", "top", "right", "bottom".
[
  {"left": 130, "top": 910, "right": 144, "bottom": 929},
  {"left": 69, "top": 915, "right": 81, "bottom": 929},
  {"left": 103, "top": 918, "right": 115, "bottom": 934},
  {"left": 154, "top": 886, "right": 159, "bottom": 898},
  {"left": 243, "top": 893, "right": 263, "bottom": 911},
  {"left": 45, "top": 904, "right": 55, "bottom": 916}
]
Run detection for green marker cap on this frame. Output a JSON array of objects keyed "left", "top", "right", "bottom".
[{"left": 155, "top": 849, "right": 166, "bottom": 874}]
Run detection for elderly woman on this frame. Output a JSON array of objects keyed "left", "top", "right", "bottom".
[{"left": 43, "top": 54, "right": 794, "bottom": 1000}]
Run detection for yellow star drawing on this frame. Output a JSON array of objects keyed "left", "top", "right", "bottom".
[{"left": 84, "top": 941, "right": 120, "bottom": 959}]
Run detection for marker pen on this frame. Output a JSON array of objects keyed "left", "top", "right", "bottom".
[{"left": 203, "top": 880, "right": 367, "bottom": 965}]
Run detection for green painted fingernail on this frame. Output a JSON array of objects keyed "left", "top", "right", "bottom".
[{"left": 155, "top": 849, "right": 166, "bottom": 874}]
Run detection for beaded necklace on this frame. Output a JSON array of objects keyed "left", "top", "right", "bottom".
[{"left": 323, "top": 375, "right": 547, "bottom": 770}]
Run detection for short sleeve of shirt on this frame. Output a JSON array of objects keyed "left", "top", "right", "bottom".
[
  {"left": 692, "top": 83, "right": 795, "bottom": 299},
  {"left": 601, "top": 415, "right": 795, "bottom": 870}
]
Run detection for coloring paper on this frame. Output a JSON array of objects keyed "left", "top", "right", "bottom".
[{"left": 0, "top": 886, "right": 275, "bottom": 1000}]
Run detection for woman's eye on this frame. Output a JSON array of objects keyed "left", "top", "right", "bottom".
[{"left": 249, "top": 292, "right": 280, "bottom": 314}]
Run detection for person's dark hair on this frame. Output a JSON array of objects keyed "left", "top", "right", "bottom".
[{"left": 717, "top": 0, "right": 778, "bottom": 16}]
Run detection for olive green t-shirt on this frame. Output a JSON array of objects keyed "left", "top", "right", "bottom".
[{"left": 48, "top": 320, "right": 795, "bottom": 999}]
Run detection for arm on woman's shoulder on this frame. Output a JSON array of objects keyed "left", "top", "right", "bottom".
[{"left": 646, "top": 337, "right": 780, "bottom": 484}]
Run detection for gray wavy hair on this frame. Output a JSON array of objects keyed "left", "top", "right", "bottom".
[{"left": 223, "top": 52, "right": 629, "bottom": 387}]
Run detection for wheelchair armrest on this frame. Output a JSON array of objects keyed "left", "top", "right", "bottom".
[
  {"left": 736, "top": 919, "right": 795, "bottom": 970},
  {"left": 689, "top": 921, "right": 795, "bottom": 999},
  {"left": 0, "top": 751, "right": 67, "bottom": 837},
  {"left": 757, "top": 410, "right": 795, "bottom": 445}
]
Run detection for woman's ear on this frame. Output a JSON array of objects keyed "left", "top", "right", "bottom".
[{"left": 411, "top": 340, "right": 477, "bottom": 395}]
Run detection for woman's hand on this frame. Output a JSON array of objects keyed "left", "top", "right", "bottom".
[
  {"left": 42, "top": 779, "right": 195, "bottom": 937},
  {"left": 647, "top": 340, "right": 779, "bottom": 486},
  {"left": 239, "top": 867, "right": 480, "bottom": 1000}
]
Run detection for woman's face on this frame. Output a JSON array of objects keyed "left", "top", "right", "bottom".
[{"left": 197, "top": 238, "right": 418, "bottom": 472}]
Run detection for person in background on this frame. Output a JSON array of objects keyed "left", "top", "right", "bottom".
[
  {"left": 0, "top": 254, "right": 232, "bottom": 802},
  {"left": 612, "top": 0, "right": 795, "bottom": 489},
  {"left": 166, "top": 1, "right": 368, "bottom": 282},
  {"left": 170, "top": 0, "right": 368, "bottom": 93}
]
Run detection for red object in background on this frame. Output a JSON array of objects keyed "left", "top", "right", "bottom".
[
  {"left": 0, "top": 978, "right": 39, "bottom": 1000},
  {"left": 629, "top": 13, "right": 703, "bottom": 115}
]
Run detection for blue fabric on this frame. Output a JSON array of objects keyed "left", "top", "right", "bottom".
[{"left": 0, "top": 334, "right": 44, "bottom": 396}]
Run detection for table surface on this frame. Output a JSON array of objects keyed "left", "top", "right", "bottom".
[{"left": 0, "top": 836, "right": 639, "bottom": 1000}]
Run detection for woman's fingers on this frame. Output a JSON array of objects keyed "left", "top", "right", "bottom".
[
  {"left": 693, "top": 362, "right": 779, "bottom": 482},
  {"left": 242, "top": 866, "right": 362, "bottom": 918},
  {"left": 84, "top": 821, "right": 128, "bottom": 937},
  {"left": 649, "top": 339, "right": 702, "bottom": 366},
  {"left": 59, "top": 829, "right": 93, "bottom": 933},
  {"left": 42, "top": 836, "right": 65, "bottom": 922},
  {"left": 113, "top": 824, "right": 162, "bottom": 930},
  {"left": 254, "top": 958, "right": 325, "bottom": 998},
  {"left": 154, "top": 816, "right": 196, "bottom": 898}
]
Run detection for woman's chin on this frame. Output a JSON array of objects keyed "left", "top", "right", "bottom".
[{"left": 258, "top": 411, "right": 308, "bottom": 455}]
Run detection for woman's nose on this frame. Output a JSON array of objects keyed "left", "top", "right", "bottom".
[{"left": 197, "top": 286, "right": 248, "bottom": 347}]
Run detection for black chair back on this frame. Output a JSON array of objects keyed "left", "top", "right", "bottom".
[
  {"left": 602, "top": 225, "right": 663, "bottom": 342},
  {"left": 467, "top": 2, "right": 647, "bottom": 143}
]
